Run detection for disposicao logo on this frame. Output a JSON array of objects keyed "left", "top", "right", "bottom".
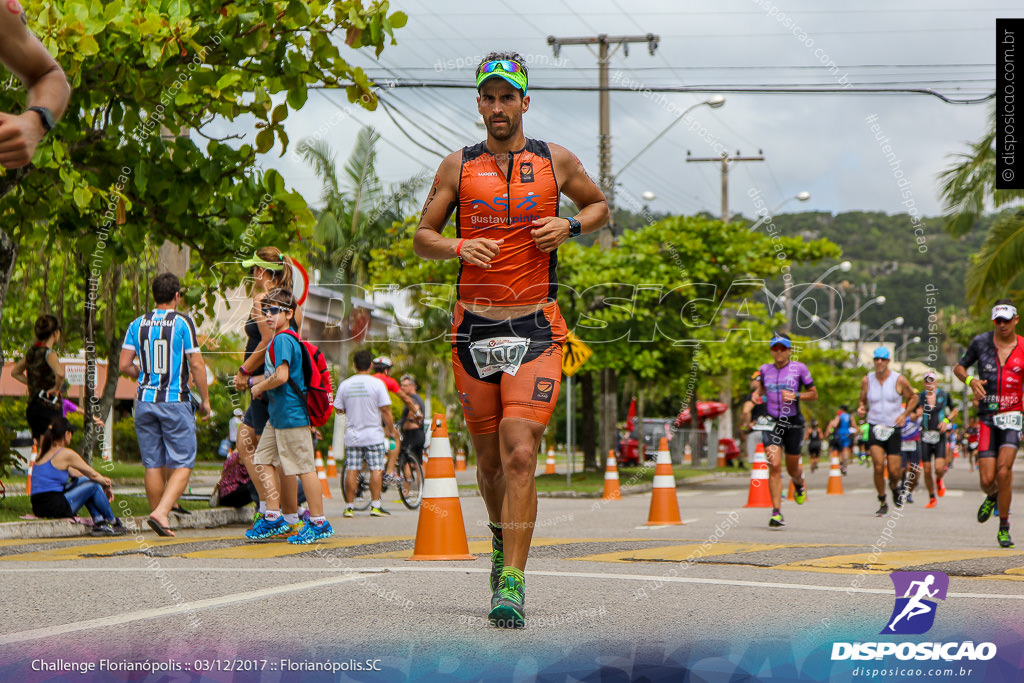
[
  {"left": 882, "top": 570, "right": 948, "bottom": 635},
  {"left": 831, "top": 571, "right": 997, "bottom": 662}
]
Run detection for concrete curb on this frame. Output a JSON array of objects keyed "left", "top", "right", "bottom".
[{"left": 0, "top": 506, "right": 252, "bottom": 540}]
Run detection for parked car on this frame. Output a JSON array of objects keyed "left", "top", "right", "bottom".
[{"left": 618, "top": 418, "right": 675, "bottom": 467}]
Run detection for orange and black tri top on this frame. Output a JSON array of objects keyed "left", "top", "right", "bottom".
[{"left": 456, "top": 138, "right": 560, "bottom": 307}]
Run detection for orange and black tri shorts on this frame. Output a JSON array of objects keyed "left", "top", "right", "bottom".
[{"left": 451, "top": 301, "right": 567, "bottom": 435}]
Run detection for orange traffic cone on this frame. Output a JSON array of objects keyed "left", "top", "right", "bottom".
[
  {"left": 315, "top": 451, "right": 332, "bottom": 499},
  {"left": 602, "top": 450, "right": 621, "bottom": 500},
  {"left": 26, "top": 441, "right": 37, "bottom": 496},
  {"left": 826, "top": 455, "right": 844, "bottom": 495},
  {"left": 409, "top": 414, "right": 475, "bottom": 561},
  {"left": 544, "top": 447, "right": 557, "bottom": 475},
  {"left": 645, "top": 438, "right": 683, "bottom": 525},
  {"left": 683, "top": 443, "right": 692, "bottom": 465},
  {"left": 716, "top": 442, "right": 726, "bottom": 468},
  {"left": 745, "top": 443, "right": 772, "bottom": 507},
  {"left": 455, "top": 448, "right": 467, "bottom": 472},
  {"left": 326, "top": 447, "right": 338, "bottom": 478}
]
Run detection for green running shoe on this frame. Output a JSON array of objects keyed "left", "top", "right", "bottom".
[
  {"left": 489, "top": 572, "right": 526, "bottom": 628},
  {"left": 488, "top": 524, "right": 504, "bottom": 593},
  {"left": 769, "top": 512, "right": 785, "bottom": 527},
  {"left": 794, "top": 484, "right": 806, "bottom": 505},
  {"left": 998, "top": 528, "right": 1014, "bottom": 548},
  {"left": 978, "top": 495, "right": 998, "bottom": 523}
]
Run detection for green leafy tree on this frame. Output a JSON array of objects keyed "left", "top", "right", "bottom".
[
  {"left": 0, "top": 0, "right": 407, "bottom": 457},
  {"left": 938, "top": 108, "right": 1024, "bottom": 311}
]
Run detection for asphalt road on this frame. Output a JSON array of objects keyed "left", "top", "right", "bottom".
[{"left": 1, "top": 456, "right": 1022, "bottom": 682}]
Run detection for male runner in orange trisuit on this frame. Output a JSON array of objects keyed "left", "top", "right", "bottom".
[{"left": 414, "top": 51, "right": 608, "bottom": 628}]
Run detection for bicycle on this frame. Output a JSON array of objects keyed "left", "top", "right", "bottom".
[{"left": 345, "top": 447, "right": 423, "bottom": 510}]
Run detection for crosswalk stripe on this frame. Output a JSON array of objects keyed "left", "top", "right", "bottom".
[
  {"left": 0, "top": 534, "right": 239, "bottom": 562},
  {"left": 773, "top": 548, "right": 1024, "bottom": 574}
]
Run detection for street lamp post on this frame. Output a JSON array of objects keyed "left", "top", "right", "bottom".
[
  {"left": 848, "top": 295, "right": 887, "bottom": 358},
  {"left": 896, "top": 336, "right": 922, "bottom": 374},
  {"left": 863, "top": 316, "right": 905, "bottom": 344},
  {"left": 784, "top": 260, "right": 851, "bottom": 326},
  {"left": 748, "top": 191, "right": 812, "bottom": 232},
  {"left": 615, "top": 95, "right": 725, "bottom": 179}
]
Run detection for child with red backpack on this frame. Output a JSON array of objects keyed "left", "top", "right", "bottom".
[{"left": 245, "top": 288, "right": 334, "bottom": 544}]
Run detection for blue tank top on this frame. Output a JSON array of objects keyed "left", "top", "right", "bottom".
[
  {"left": 31, "top": 452, "right": 69, "bottom": 495},
  {"left": 838, "top": 412, "right": 851, "bottom": 434}
]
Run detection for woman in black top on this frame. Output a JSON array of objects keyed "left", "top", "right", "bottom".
[
  {"left": 232, "top": 247, "right": 303, "bottom": 526},
  {"left": 11, "top": 315, "right": 65, "bottom": 442}
]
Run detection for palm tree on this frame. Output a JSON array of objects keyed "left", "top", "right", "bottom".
[
  {"left": 298, "top": 126, "right": 427, "bottom": 366},
  {"left": 939, "top": 107, "right": 1024, "bottom": 311}
]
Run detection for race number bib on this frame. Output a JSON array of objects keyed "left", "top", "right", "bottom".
[
  {"left": 901, "top": 439, "right": 918, "bottom": 452},
  {"left": 469, "top": 336, "right": 531, "bottom": 378},
  {"left": 872, "top": 425, "right": 895, "bottom": 441},
  {"left": 993, "top": 411, "right": 1023, "bottom": 431},
  {"left": 752, "top": 416, "right": 777, "bottom": 432},
  {"left": 921, "top": 430, "right": 942, "bottom": 445}
]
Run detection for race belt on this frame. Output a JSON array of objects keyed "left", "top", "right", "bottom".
[
  {"left": 872, "top": 425, "right": 895, "bottom": 441},
  {"left": 993, "top": 411, "right": 1023, "bottom": 431},
  {"left": 752, "top": 416, "right": 777, "bottom": 432},
  {"left": 921, "top": 430, "right": 942, "bottom": 444},
  {"left": 469, "top": 336, "right": 530, "bottom": 378},
  {"left": 901, "top": 439, "right": 918, "bottom": 452}
]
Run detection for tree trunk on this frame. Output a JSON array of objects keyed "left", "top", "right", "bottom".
[
  {"left": 600, "top": 368, "right": 617, "bottom": 466},
  {"left": 637, "top": 387, "right": 646, "bottom": 462},
  {"left": 0, "top": 228, "right": 18, "bottom": 368},
  {"left": 581, "top": 371, "right": 597, "bottom": 471},
  {"left": 83, "top": 267, "right": 99, "bottom": 463},
  {"left": 97, "top": 266, "right": 125, "bottom": 457}
]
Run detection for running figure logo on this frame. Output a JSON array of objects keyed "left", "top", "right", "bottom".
[{"left": 881, "top": 571, "right": 949, "bottom": 635}]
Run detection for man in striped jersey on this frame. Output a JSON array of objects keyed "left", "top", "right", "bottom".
[{"left": 119, "top": 273, "right": 210, "bottom": 536}]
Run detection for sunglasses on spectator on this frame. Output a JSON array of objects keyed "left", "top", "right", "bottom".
[{"left": 263, "top": 305, "right": 288, "bottom": 316}]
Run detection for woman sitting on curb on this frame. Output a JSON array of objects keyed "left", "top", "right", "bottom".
[{"left": 29, "top": 416, "right": 127, "bottom": 536}]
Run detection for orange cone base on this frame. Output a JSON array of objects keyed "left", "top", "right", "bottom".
[
  {"left": 408, "top": 497, "right": 476, "bottom": 561},
  {"left": 602, "top": 485, "right": 621, "bottom": 501},
  {"left": 644, "top": 495, "right": 684, "bottom": 525}
]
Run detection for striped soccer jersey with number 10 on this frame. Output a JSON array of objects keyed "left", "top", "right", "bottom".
[{"left": 122, "top": 309, "right": 200, "bottom": 403}]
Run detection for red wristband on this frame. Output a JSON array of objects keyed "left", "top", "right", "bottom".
[
  {"left": 455, "top": 239, "right": 466, "bottom": 258},
  {"left": 239, "top": 365, "right": 250, "bottom": 376}
]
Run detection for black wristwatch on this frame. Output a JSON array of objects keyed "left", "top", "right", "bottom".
[
  {"left": 566, "top": 216, "right": 582, "bottom": 238},
  {"left": 27, "top": 106, "right": 55, "bottom": 134}
]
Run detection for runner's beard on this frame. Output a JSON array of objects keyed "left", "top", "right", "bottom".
[{"left": 486, "top": 116, "right": 520, "bottom": 141}]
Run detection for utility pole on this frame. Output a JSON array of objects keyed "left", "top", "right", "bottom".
[
  {"left": 685, "top": 151, "right": 765, "bottom": 223},
  {"left": 547, "top": 33, "right": 659, "bottom": 249},
  {"left": 548, "top": 32, "right": 659, "bottom": 468},
  {"left": 684, "top": 151, "right": 763, "bottom": 447}
]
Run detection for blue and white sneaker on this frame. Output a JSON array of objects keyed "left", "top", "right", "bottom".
[
  {"left": 287, "top": 519, "right": 335, "bottom": 545},
  {"left": 245, "top": 514, "right": 290, "bottom": 540}
]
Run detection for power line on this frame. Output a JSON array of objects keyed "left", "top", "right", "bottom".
[{"left": 324, "top": 82, "right": 994, "bottom": 105}]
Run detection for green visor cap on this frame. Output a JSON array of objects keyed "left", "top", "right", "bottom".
[
  {"left": 241, "top": 251, "right": 285, "bottom": 271},
  {"left": 476, "top": 60, "right": 528, "bottom": 94}
]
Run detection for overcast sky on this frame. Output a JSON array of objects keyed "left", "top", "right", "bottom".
[{"left": 221, "top": 0, "right": 1003, "bottom": 222}]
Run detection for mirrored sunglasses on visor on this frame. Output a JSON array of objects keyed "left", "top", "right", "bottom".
[{"left": 477, "top": 60, "right": 528, "bottom": 93}]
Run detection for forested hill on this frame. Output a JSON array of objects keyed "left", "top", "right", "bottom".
[{"left": 763, "top": 210, "right": 988, "bottom": 336}]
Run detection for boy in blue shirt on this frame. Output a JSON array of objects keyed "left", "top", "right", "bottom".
[{"left": 245, "top": 289, "right": 333, "bottom": 544}]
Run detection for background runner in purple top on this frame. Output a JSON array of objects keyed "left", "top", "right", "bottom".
[{"left": 759, "top": 361, "right": 815, "bottom": 423}]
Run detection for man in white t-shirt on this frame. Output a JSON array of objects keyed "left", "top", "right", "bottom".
[{"left": 335, "top": 350, "right": 400, "bottom": 517}]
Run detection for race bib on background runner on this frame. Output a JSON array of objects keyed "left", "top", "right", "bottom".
[
  {"left": 901, "top": 439, "right": 918, "bottom": 452},
  {"left": 993, "top": 411, "right": 1023, "bottom": 431},
  {"left": 921, "top": 430, "right": 941, "bottom": 444},
  {"left": 872, "top": 425, "right": 895, "bottom": 441},
  {"left": 752, "top": 416, "right": 777, "bottom": 432},
  {"left": 469, "top": 337, "right": 531, "bottom": 378}
]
